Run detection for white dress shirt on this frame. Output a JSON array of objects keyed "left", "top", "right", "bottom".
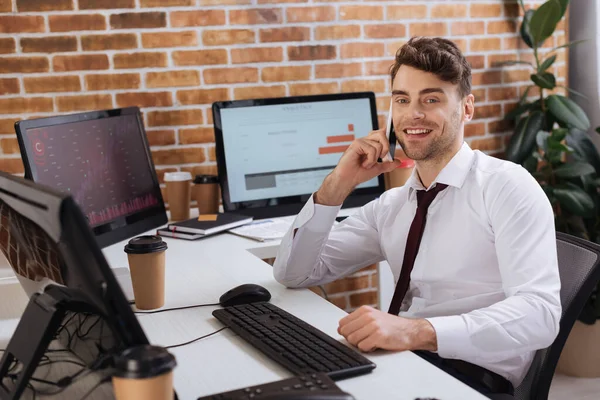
[{"left": 273, "top": 142, "right": 561, "bottom": 387}]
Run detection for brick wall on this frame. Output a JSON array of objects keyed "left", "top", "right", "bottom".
[{"left": 0, "top": 0, "right": 568, "bottom": 312}]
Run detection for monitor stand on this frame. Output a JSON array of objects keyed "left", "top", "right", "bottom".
[{"left": 0, "top": 284, "right": 94, "bottom": 400}]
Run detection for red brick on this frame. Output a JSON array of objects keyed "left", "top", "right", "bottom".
[
  {"left": 147, "top": 109, "right": 203, "bottom": 127},
  {"left": 0, "top": 119, "right": 19, "bottom": 134},
  {"left": 410, "top": 23, "right": 448, "bottom": 37},
  {"left": 146, "top": 130, "right": 176, "bottom": 147},
  {"left": 203, "top": 29, "right": 255, "bottom": 46},
  {"left": 234, "top": 85, "right": 285, "bottom": 100},
  {"left": 0, "top": 158, "right": 24, "bottom": 174},
  {"left": 342, "top": 79, "right": 386, "bottom": 94},
  {"left": 230, "top": 8, "right": 282, "bottom": 25},
  {"left": 49, "top": 14, "right": 106, "bottom": 32},
  {"left": 147, "top": 71, "right": 199, "bottom": 88},
  {"left": 0, "top": 16, "right": 44, "bottom": 33},
  {"left": 470, "top": 38, "right": 501, "bottom": 52},
  {"left": 258, "top": 0, "right": 303, "bottom": 2},
  {"left": 56, "top": 94, "right": 112, "bottom": 112},
  {"left": 488, "top": 119, "right": 514, "bottom": 134},
  {"left": 387, "top": 5, "right": 428, "bottom": 20},
  {"left": 116, "top": 92, "right": 173, "bottom": 108},
  {"left": 170, "top": 10, "right": 225, "bottom": 27},
  {"left": 454, "top": 38, "right": 468, "bottom": 53},
  {"left": 0, "top": 0, "right": 11, "bottom": 12},
  {"left": 85, "top": 73, "right": 140, "bottom": 91},
  {"left": 327, "top": 296, "right": 348, "bottom": 310},
  {"left": 152, "top": 148, "right": 205, "bottom": 165},
  {"left": 470, "top": 136, "right": 503, "bottom": 152},
  {"left": 364, "top": 24, "right": 406, "bottom": 39},
  {"left": 110, "top": 13, "right": 166, "bottom": 29},
  {"left": 81, "top": 34, "right": 137, "bottom": 51},
  {"left": 376, "top": 96, "right": 391, "bottom": 113},
  {"left": 204, "top": 68, "right": 258, "bottom": 84},
  {"left": 386, "top": 40, "right": 408, "bottom": 57},
  {"left": 464, "top": 55, "right": 484, "bottom": 70},
  {"left": 324, "top": 276, "right": 370, "bottom": 294},
  {"left": 177, "top": 88, "right": 228, "bottom": 105},
  {"left": 505, "top": 35, "right": 528, "bottom": 50},
  {"left": 0, "top": 138, "right": 19, "bottom": 154},
  {"left": 365, "top": 60, "right": 393, "bottom": 76},
  {"left": 473, "top": 105, "right": 502, "bottom": 120},
  {"left": 502, "top": 69, "right": 531, "bottom": 83},
  {"left": 470, "top": 4, "right": 502, "bottom": 18},
  {"left": 289, "top": 82, "right": 339, "bottom": 97},
  {"left": 0, "top": 57, "right": 49, "bottom": 73},
  {"left": 113, "top": 52, "right": 167, "bottom": 69},
  {"left": 451, "top": 22, "right": 485, "bottom": 36},
  {"left": 17, "top": 0, "right": 72, "bottom": 11},
  {"left": 315, "top": 62, "right": 362, "bottom": 79},
  {"left": 0, "top": 97, "right": 53, "bottom": 114},
  {"left": 142, "top": 31, "right": 197, "bottom": 48},
  {"left": 179, "top": 127, "right": 214, "bottom": 144},
  {"left": 341, "top": 43, "right": 384, "bottom": 59},
  {"left": 464, "top": 122, "right": 486, "bottom": 137},
  {"left": 488, "top": 87, "right": 518, "bottom": 102},
  {"left": 315, "top": 25, "right": 360, "bottom": 40},
  {"left": 141, "top": 0, "right": 194, "bottom": 6},
  {"left": 172, "top": 49, "right": 227, "bottom": 66},
  {"left": 54, "top": 55, "right": 108, "bottom": 72},
  {"left": 79, "top": 0, "right": 134, "bottom": 9},
  {"left": 0, "top": 38, "right": 15, "bottom": 54},
  {"left": 286, "top": 6, "right": 335, "bottom": 22},
  {"left": 472, "top": 88, "right": 486, "bottom": 102},
  {"left": 0, "top": 78, "right": 19, "bottom": 95},
  {"left": 349, "top": 291, "right": 378, "bottom": 308},
  {"left": 21, "top": 36, "right": 78, "bottom": 53},
  {"left": 488, "top": 20, "right": 518, "bottom": 34},
  {"left": 340, "top": 5, "right": 383, "bottom": 20},
  {"left": 208, "top": 146, "right": 216, "bottom": 162},
  {"left": 262, "top": 66, "right": 310, "bottom": 82},
  {"left": 259, "top": 27, "right": 309, "bottom": 43},
  {"left": 231, "top": 47, "right": 283, "bottom": 64},
  {"left": 23, "top": 76, "right": 80, "bottom": 93},
  {"left": 431, "top": 4, "right": 467, "bottom": 18},
  {"left": 472, "top": 71, "right": 502, "bottom": 86},
  {"left": 288, "top": 45, "right": 336, "bottom": 61},
  {"left": 487, "top": 54, "right": 515, "bottom": 68}
]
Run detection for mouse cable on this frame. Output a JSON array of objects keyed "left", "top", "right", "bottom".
[
  {"left": 134, "top": 302, "right": 220, "bottom": 315},
  {"left": 165, "top": 326, "right": 228, "bottom": 350}
]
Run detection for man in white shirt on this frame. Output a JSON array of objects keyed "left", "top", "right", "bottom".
[{"left": 273, "top": 36, "right": 561, "bottom": 397}]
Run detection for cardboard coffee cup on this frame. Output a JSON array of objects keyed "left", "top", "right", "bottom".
[
  {"left": 164, "top": 172, "right": 192, "bottom": 221},
  {"left": 113, "top": 345, "right": 177, "bottom": 400},
  {"left": 124, "top": 236, "right": 168, "bottom": 310},
  {"left": 193, "top": 174, "right": 220, "bottom": 215}
]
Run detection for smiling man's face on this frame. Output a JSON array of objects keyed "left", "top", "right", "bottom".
[{"left": 391, "top": 65, "right": 473, "bottom": 163}]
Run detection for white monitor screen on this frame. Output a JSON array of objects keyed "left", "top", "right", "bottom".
[{"left": 220, "top": 98, "right": 378, "bottom": 203}]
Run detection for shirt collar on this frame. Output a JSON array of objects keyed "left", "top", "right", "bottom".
[{"left": 405, "top": 142, "right": 475, "bottom": 199}]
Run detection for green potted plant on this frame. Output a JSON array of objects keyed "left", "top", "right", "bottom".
[{"left": 501, "top": 0, "right": 600, "bottom": 377}]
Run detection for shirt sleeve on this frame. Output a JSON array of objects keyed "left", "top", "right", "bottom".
[
  {"left": 425, "top": 166, "right": 562, "bottom": 365},
  {"left": 273, "top": 193, "right": 385, "bottom": 288}
]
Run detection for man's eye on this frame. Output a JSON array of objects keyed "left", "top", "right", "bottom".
[
  {"left": 425, "top": 98, "right": 439, "bottom": 104},
  {"left": 396, "top": 98, "right": 409, "bottom": 104}
]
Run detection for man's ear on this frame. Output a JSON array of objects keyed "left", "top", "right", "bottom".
[{"left": 463, "top": 94, "right": 475, "bottom": 122}]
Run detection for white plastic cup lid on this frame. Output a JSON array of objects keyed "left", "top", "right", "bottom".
[{"left": 164, "top": 172, "right": 192, "bottom": 182}]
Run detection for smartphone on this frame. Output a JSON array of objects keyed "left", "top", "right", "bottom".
[{"left": 383, "top": 100, "right": 397, "bottom": 162}]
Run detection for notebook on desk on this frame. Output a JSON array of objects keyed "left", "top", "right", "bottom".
[{"left": 167, "top": 213, "right": 253, "bottom": 235}]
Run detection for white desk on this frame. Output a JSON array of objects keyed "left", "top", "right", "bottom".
[{"left": 0, "top": 227, "right": 487, "bottom": 400}]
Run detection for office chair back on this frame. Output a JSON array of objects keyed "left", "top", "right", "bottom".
[{"left": 514, "top": 232, "right": 600, "bottom": 400}]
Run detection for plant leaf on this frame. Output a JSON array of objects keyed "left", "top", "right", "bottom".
[
  {"left": 506, "top": 111, "right": 545, "bottom": 164},
  {"left": 556, "top": 0, "right": 569, "bottom": 19},
  {"left": 536, "top": 130, "right": 550, "bottom": 152},
  {"left": 539, "top": 54, "right": 557, "bottom": 72},
  {"left": 596, "top": 127, "right": 600, "bottom": 134},
  {"left": 504, "top": 102, "right": 532, "bottom": 121},
  {"left": 520, "top": 9, "right": 536, "bottom": 49},
  {"left": 554, "top": 161, "right": 596, "bottom": 178},
  {"left": 556, "top": 85, "right": 588, "bottom": 100},
  {"left": 531, "top": 72, "right": 556, "bottom": 89},
  {"left": 493, "top": 60, "right": 534, "bottom": 68},
  {"left": 529, "top": 0, "right": 562, "bottom": 47},
  {"left": 547, "top": 95, "right": 591, "bottom": 131},
  {"left": 554, "top": 182, "right": 595, "bottom": 217},
  {"left": 550, "top": 39, "right": 587, "bottom": 53},
  {"left": 552, "top": 127, "right": 568, "bottom": 142},
  {"left": 567, "top": 128, "right": 600, "bottom": 173}
]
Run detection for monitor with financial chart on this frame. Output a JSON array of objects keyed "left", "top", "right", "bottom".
[
  {"left": 14, "top": 107, "right": 167, "bottom": 248},
  {"left": 212, "top": 92, "right": 385, "bottom": 219}
]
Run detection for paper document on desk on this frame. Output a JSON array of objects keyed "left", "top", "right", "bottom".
[{"left": 228, "top": 217, "right": 295, "bottom": 241}]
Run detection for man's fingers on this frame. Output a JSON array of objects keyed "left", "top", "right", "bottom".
[
  {"left": 364, "top": 137, "right": 386, "bottom": 161},
  {"left": 346, "top": 322, "right": 378, "bottom": 347},
  {"left": 355, "top": 140, "right": 379, "bottom": 168},
  {"left": 339, "top": 313, "right": 373, "bottom": 338},
  {"left": 338, "top": 306, "right": 373, "bottom": 334},
  {"left": 376, "top": 158, "right": 403, "bottom": 175},
  {"left": 357, "top": 332, "right": 380, "bottom": 353}
]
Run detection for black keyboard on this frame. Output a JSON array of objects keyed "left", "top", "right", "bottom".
[
  {"left": 196, "top": 372, "right": 355, "bottom": 400},
  {"left": 212, "top": 302, "right": 376, "bottom": 381}
]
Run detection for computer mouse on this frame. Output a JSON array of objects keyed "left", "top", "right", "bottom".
[{"left": 219, "top": 284, "right": 272, "bottom": 307}]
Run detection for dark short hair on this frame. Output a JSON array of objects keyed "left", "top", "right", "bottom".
[{"left": 390, "top": 36, "right": 472, "bottom": 98}]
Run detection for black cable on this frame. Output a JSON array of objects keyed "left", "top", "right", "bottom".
[
  {"left": 79, "top": 376, "right": 111, "bottom": 400},
  {"left": 134, "top": 302, "right": 220, "bottom": 315},
  {"left": 165, "top": 326, "right": 228, "bottom": 349}
]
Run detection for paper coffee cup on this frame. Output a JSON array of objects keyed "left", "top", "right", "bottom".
[
  {"left": 164, "top": 172, "right": 192, "bottom": 221},
  {"left": 193, "top": 174, "right": 220, "bottom": 215},
  {"left": 124, "top": 236, "right": 168, "bottom": 310},
  {"left": 113, "top": 345, "right": 177, "bottom": 400}
]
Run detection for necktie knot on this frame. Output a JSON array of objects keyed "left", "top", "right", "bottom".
[{"left": 416, "top": 183, "right": 448, "bottom": 210}]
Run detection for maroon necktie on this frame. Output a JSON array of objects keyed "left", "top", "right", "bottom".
[{"left": 387, "top": 183, "right": 448, "bottom": 315}]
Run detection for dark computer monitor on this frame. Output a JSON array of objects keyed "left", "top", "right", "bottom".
[
  {"left": 212, "top": 92, "right": 385, "bottom": 219},
  {"left": 14, "top": 107, "right": 167, "bottom": 248},
  {"left": 0, "top": 171, "right": 152, "bottom": 399}
]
